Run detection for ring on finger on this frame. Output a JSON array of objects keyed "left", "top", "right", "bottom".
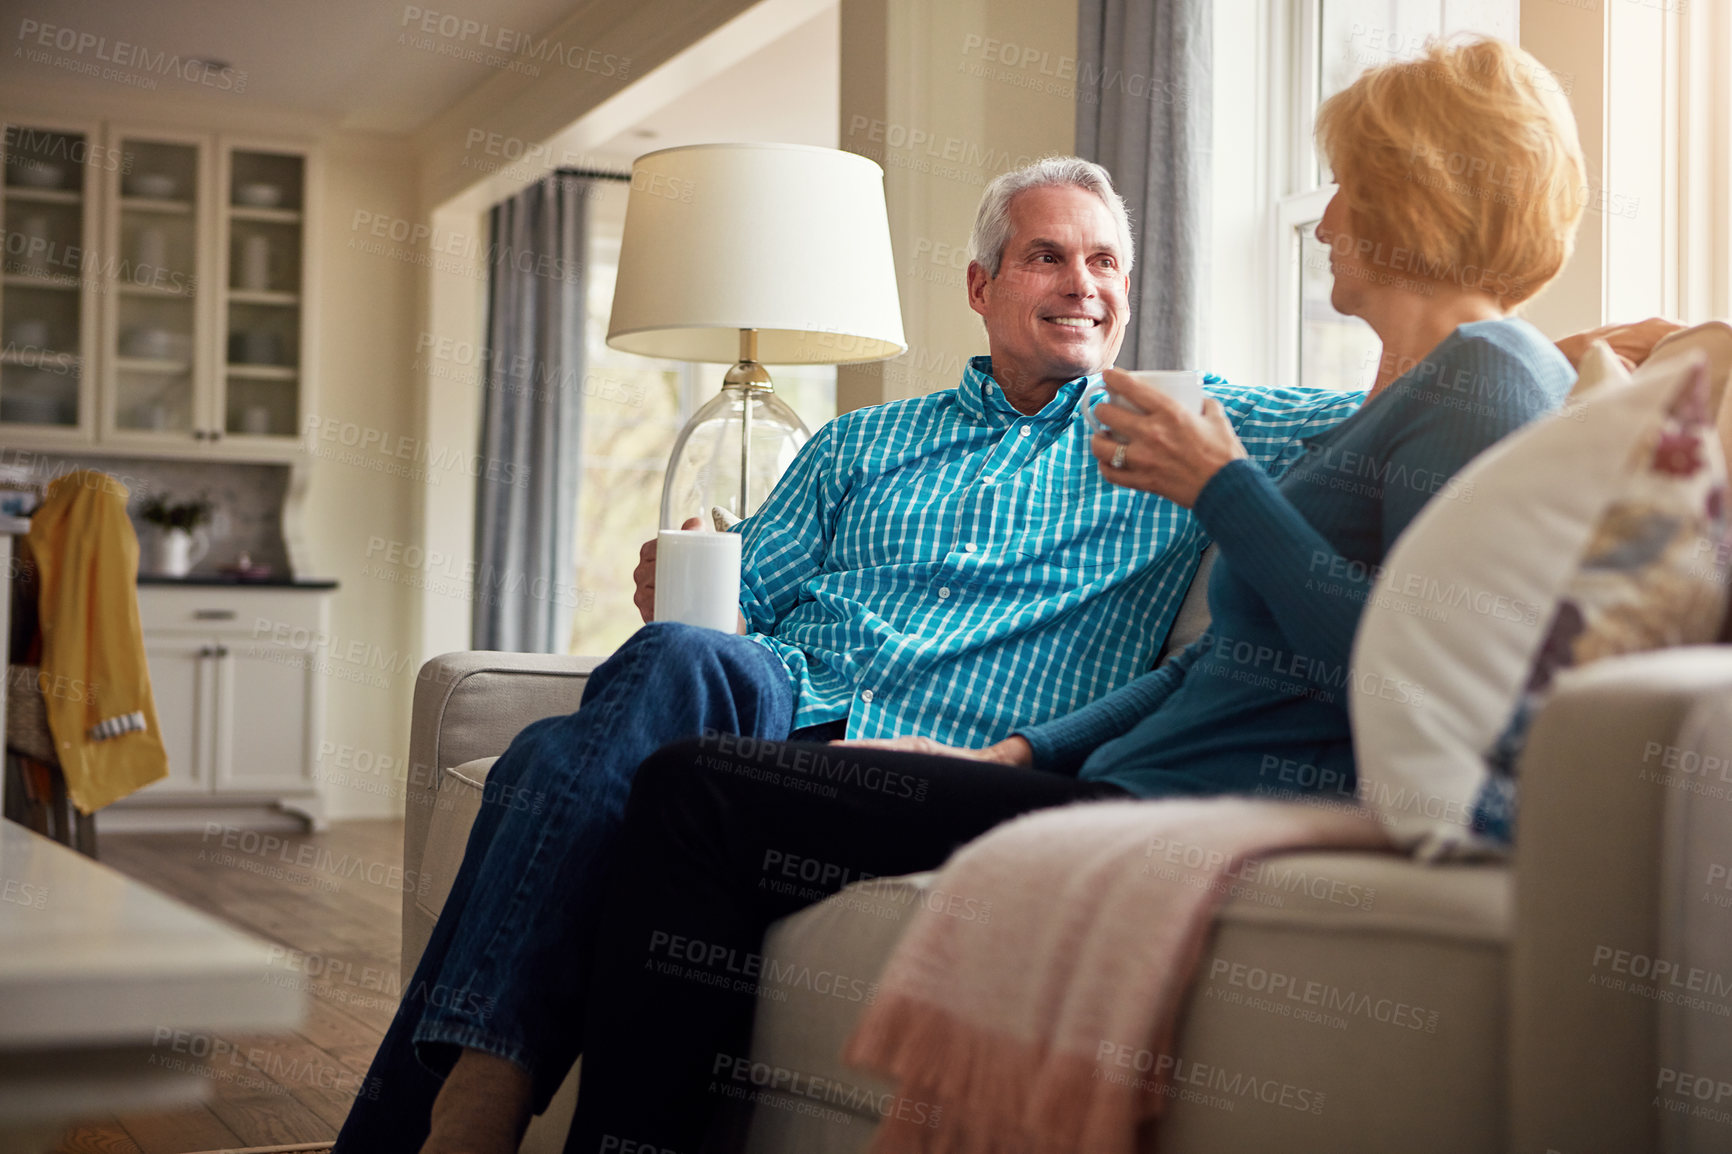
[{"left": 1109, "top": 443, "right": 1128, "bottom": 469}]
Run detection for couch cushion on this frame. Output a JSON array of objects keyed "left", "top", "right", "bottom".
[
  {"left": 417, "top": 757, "right": 497, "bottom": 924},
  {"left": 1158, "top": 544, "right": 1217, "bottom": 662},
  {"left": 747, "top": 854, "right": 1510, "bottom": 1154}
]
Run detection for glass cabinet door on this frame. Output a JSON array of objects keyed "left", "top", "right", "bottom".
[
  {"left": 222, "top": 148, "right": 304, "bottom": 441},
  {"left": 0, "top": 122, "right": 97, "bottom": 435},
  {"left": 106, "top": 132, "right": 206, "bottom": 441}
]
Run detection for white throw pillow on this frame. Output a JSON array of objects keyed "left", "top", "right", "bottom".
[
  {"left": 1649, "top": 319, "right": 1732, "bottom": 403},
  {"left": 1565, "top": 338, "right": 1632, "bottom": 401},
  {"left": 1350, "top": 353, "right": 1730, "bottom": 858},
  {"left": 1651, "top": 320, "right": 1732, "bottom": 465}
]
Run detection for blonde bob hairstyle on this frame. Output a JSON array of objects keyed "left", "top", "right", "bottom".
[{"left": 1315, "top": 36, "right": 1586, "bottom": 307}]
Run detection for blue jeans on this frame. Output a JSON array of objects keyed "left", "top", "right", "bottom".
[{"left": 334, "top": 622, "right": 817, "bottom": 1153}]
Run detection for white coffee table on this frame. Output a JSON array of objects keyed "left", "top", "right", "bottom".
[{"left": 0, "top": 819, "right": 305, "bottom": 1149}]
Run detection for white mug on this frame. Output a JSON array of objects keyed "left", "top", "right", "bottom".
[
  {"left": 1082, "top": 370, "right": 1206, "bottom": 441},
  {"left": 654, "top": 529, "right": 742, "bottom": 632}
]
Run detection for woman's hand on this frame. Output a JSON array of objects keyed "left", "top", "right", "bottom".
[
  {"left": 1089, "top": 369, "right": 1247, "bottom": 507},
  {"left": 832, "top": 734, "right": 1035, "bottom": 766}
]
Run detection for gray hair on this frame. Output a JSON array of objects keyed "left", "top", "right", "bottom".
[{"left": 968, "top": 156, "right": 1135, "bottom": 278}]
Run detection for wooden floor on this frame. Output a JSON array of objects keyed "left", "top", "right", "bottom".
[{"left": 52, "top": 819, "right": 405, "bottom": 1154}]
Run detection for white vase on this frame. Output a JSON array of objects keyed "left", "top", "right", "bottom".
[
  {"left": 156, "top": 528, "right": 209, "bottom": 577},
  {"left": 135, "top": 227, "right": 167, "bottom": 275},
  {"left": 18, "top": 215, "right": 51, "bottom": 275},
  {"left": 241, "top": 234, "right": 272, "bottom": 291}
]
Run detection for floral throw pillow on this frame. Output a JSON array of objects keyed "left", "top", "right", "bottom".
[{"left": 1475, "top": 362, "right": 1731, "bottom": 840}]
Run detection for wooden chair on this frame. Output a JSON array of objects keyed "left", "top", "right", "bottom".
[{"left": 3, "top": 533, "right": 100, "bottom": 858}]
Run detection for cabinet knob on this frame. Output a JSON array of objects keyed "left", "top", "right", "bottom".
[
  {"left": 193, "top": 429, "right": 208, "bottom": 441},
  {"left": 214, "top": 645, "right": 230, "bottom": 658},
  {"left": 198, "top": 646, "right": 215, "bottom": 658},
  {"left": 210, "top": 429, "right": 223, "bottom": 441}
]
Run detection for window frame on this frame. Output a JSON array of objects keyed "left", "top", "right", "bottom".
[
  {"left": 1275, "top": 185, "right": 1336, "bottom": 392},
  {"left": 1268, "top": 0, "right": 1335, "bottom": 391},
  {"left": 1259, "top": 0, "right": 1732, "bottom": 387},
  {"left": 1268, "top": 0, "right": 1518, "bottom": 390}
]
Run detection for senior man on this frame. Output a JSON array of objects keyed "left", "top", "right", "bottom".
[{"left": 337, "top": 156, "right": 1359, "bottom": 1154}]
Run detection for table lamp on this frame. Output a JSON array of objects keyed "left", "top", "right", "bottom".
[{"left": 607, "top": 143, "right": 906, "bottom": 528}]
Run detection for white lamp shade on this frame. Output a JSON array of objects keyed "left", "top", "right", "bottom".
[{"left": 606, "top": 143, "right": 906, "bottom": 364}]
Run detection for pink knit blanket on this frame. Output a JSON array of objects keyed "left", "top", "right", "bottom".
[{"left": 843, "top": 797, "right": 1392, "bottom": 1154}]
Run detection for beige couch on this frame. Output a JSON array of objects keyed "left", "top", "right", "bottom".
[{"left": 401, "top": 553, "right": 1720, "bottom": 1152}]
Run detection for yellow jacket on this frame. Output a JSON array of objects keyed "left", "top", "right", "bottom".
[{"left": 26, "top": 470, "right": 168, "bottom": 811}]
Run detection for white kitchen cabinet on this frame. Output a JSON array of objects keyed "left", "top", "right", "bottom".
[
  {"left": 136, "top": 634, "right": 211, "bottom": 796},
  {"left": 98, "top": 128, "right": 316, "bottom": 459},
  {"left": 97, "top": 125, "right": 214, "bottom": 452},
  {"left": 217, "top": 638, "right": 318, "bottom": 794},
  {"left": 122, "top": 584, "right": 333, "bottom": 829},
  {"left": 0, "top": 115, "right": 102, "bottom": 446},
  {"left": 0, "top": 113, "right": 317, "bottom": 462},
  {"left": 216, "top": 138, "right": 313, "bottom": 447}
]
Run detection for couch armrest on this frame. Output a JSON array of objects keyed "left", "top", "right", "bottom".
[
  {"left": 1510, "top": 646, "right": 1732, "bottom": 1154},
  {"left": 403, "top": 651, "right": 602, "bottom": 970}
]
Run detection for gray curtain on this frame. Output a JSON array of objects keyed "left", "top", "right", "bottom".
[
  {"left": 1076, "top": 0, "right": 1212, "bottom": 371},
  {"left": 472, "top": 174, "right": 588, "bottom": 652}
]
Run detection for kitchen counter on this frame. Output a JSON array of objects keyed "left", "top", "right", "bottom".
[{"left": 137, "top": 574, "right": 339, "bottom": 589}]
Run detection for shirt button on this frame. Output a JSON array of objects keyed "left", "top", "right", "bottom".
[
  {"left": 860, "top": 689, "right": 874, "bottom": 703},
  {"left": 1019, "top": 426, "right": 1031, "bottom": 437},
  {"left": 938, "top": 587, "right": 951, "bottom": 599},
  {"left": 964, "top": 543, "right": 977, "bottom": 553}
]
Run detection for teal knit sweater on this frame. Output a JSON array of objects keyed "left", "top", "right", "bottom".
[{"left": 1016, "top": 318, "right": 1575, "bottom": 800}]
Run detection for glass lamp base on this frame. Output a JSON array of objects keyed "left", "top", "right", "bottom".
[{"left": 660, "top": 384, "right": 810, "bottom": 529}]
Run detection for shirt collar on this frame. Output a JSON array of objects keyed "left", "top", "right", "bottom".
[{"left": 958, "top": 355, "right": 1097, "bottom": 424}]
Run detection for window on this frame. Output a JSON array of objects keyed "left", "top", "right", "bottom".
[
  {"left": 1273, "top": 0, "right": 1515, "bottom": 392},
  {"left": 568, "top": 219, "right": 693, "bottom": 658},
  {"left": 1296, "top": 213, "right": 1382, "bottom": 393},
  {"left": 568, "top": 188, "right": 835, "bottom": 658}
]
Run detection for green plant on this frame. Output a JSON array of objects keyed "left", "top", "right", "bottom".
[{"left": 138, "top": 492, "right": 213, "bottom": 532}]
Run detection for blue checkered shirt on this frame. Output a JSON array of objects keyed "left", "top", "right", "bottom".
[{"left": 735, "top": 356, "right": 1363, "bottom": 746}]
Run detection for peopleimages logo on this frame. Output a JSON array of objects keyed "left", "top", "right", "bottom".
[
  {"left": 398, "top": 6, "right": 630, "bottom": 79},
  {"left": 15, "top": 20, "right": 247, "bottom": 92},
  {"left": 1204, "top": 958, "right": 1438, "bottom": 1033},
  {"left": 710, "top": 1054, "right": 942, "bottom": 1128},
  {"left": 0, "top": 231, "right": 197, "bottom": 297},
  {"left": 198, "top": 823, "right": 433, "bottom": 898},
  {"left": 646, "top": 930, "right": 881, "bottom": 1005},
  {"left": 3, "top": 125, "right": 131, "bottom": 173},
  {"left": 1093, "top": 1044, "right": 1326, "bottom": 1114}
]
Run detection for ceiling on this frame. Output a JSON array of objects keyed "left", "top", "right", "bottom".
[
  {"left": 589, "top": 2, "right": 837, "bottom": 169},
  {"left": 0, "top": 0, "right": 837, "bottom": 141}
]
